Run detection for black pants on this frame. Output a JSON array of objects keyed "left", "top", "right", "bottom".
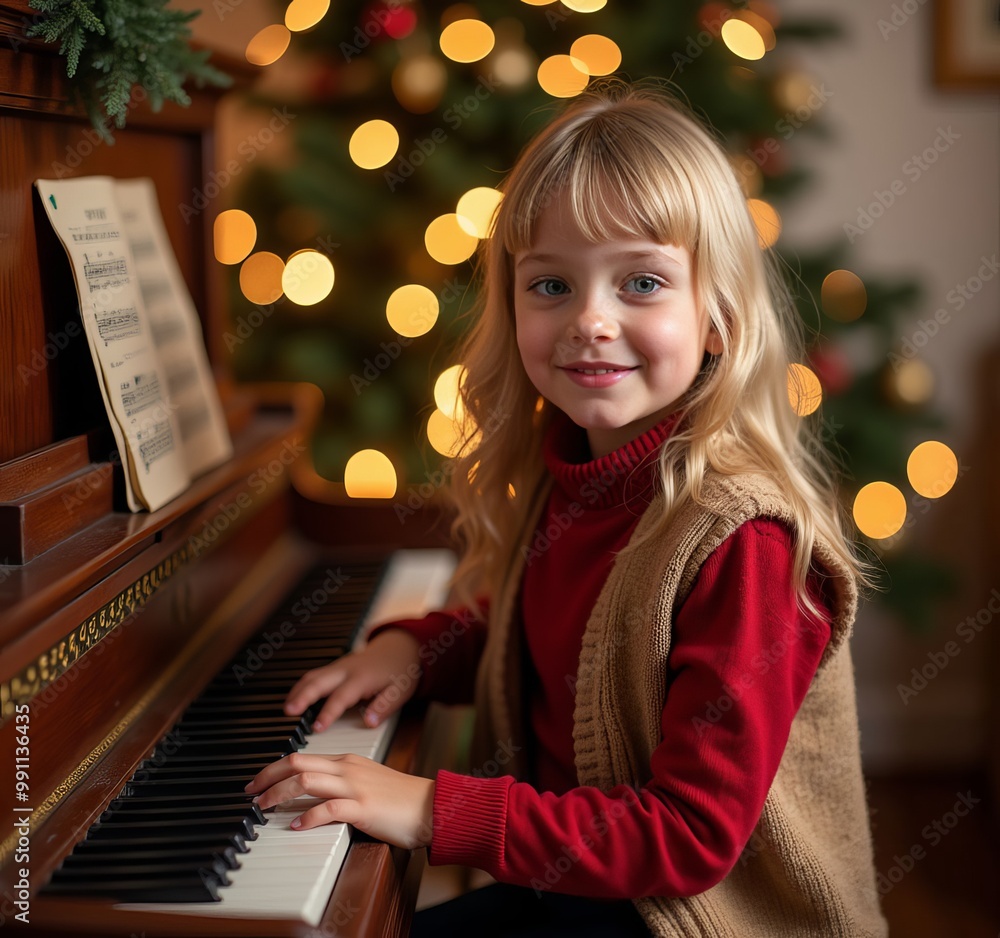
[{"left": 410, "top": 882, "right": 651, "bottom": 937}]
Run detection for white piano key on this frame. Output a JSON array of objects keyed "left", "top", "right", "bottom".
[{"left": 116, "top": 548, "right": 455, "bottom": 925}]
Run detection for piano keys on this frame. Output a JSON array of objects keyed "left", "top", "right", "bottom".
[{"left": 38, "top": 549, "right": 454, "bottom": 925}]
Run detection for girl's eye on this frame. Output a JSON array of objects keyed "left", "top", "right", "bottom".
[
  {"left": 625, "top": 276, "right": 663, "bottom": 295},
  {"left": 530, "top": 278, "right": 569, "bottom": 297}
]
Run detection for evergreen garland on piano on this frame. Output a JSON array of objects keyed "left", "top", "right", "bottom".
[{"left": 27, "top": 0, "right": 230, "bottom": 141}]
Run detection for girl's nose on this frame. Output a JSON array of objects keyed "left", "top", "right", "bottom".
[{"left": 567, "top": 298, "right": 618, "bottom": 344}]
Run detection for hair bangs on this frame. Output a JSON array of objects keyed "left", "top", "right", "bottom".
[{"left": 498, "top": 110, "right": 702, "bottom": 256}]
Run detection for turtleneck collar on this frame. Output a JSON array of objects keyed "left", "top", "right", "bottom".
[{"left": 542, "top": 410, "right": 679, "bottom": 510}]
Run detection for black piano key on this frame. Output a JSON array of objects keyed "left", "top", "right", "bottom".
[
  {"left": 143, "top": 751, "right": 289, "bottom": 766},
  {"left": 173, "top": 726, "right": 307, "bottom": 747},
  {"left": 174, "top": 715, "right": 311, "bottom": 733},
  {"left": 154, "top": 735, "right": 303, "bottom": 756},
  {"left": 43, "top": 872, "right": 222, "bottom": 903},
  {"left": 50, "top": 861, "right": 232, "bottom": 887},
  {"left": 86, "top": 816, "right": 259, "bottom": 841},
  {"left": 127, "top": 761, "right": 270, "bottom": 780},
  {"left": 102, "top": 801, "right": 267, "bottom": 825},
  {"left": 71, "top": 836, "right": 249, "bottom": 856},
  {"left": 60, "top": 845, "right": 241, "bottom": 870}
]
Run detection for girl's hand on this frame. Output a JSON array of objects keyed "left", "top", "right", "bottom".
[
  {"left": 245, "top": 752, "right": 434, "bottom": 850},
  {"left": 284, "top": 629, "right": 421, "bottom": 731}
]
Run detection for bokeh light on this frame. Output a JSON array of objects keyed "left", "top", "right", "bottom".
[
  {"left": 537, "top": 54, "right": 590, "bottom": 97},
  {"left": 239, "top": 252, "right": 285, "bottom": 305},
  {"left": 424, "top": 213, "right": 479, "bottom": 264},
  {"left": 349, "top": 120, "right": 400, "bottom": 169},
  {"left": 906, "top": 441, "right": 958, "bottom": 498},
  {"left": 456, "top": 187, "right": 503, "bottom": 238},
  {"left": 434, "top": 364, "right": 467, "bottom": 419},
  {"left": 440, "top": 19, "right": 496, "bottom": 63},
  {"left": 787, "top": 362, "right": 822, "bottom": 416},
  {"left": 721, "top": 19, "right": 766, "bottom": 60},
  {"left": 427, "top": 408, "right": 470, "bottom": 457},
  {"left": 282, "top": 250, "right": 335, "bottom": 305},
  {"left": 735, "top": 10, "right": 776, "bottom": 51},
  {"left": 344, "top": 449, "right": 397, "bottom": 498},
  {"left": 246, "top": 24, "right": 291, "bottom": 66},
  {"left": 386, "top": 284, "right": 439, "bottom": 337},
  {"left": 392, "top": 55, "right": 447, "bottom": 113},
  {"left": 822, "top": 269, "right": 868, "bottom": 322},
  {"left": 853, "top": 482, "right": 907, "bottom": 539},
  {"left": 886, "top": 358, "right": 934, "bottom": 407},
  {"left": 214, "top": 210, "right": 257, "bottom": 265},
  {"left": 562, "top": 0, "right": 607, "bottom": 11},
  {"left": 569, "top": 35, "right": 621, "bottom": 76},
  {"left": 747, "top": 198, "right": 781, "bottom": 247},
  {"left": 285, "top": 0, "right": 330, "bottom": 32}
]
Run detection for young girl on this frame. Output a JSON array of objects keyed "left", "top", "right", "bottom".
[{"left": 247, "top": 82, "right": 888, "bottom": 937}]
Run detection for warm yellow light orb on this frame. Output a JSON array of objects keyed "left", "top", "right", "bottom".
[
  {"left": 282, "top": 250, "right": 334, "bottom": 305},
  {"left": 424, "top": 213, "right": 479, "bottom": 265},
  {"left": 906, "top": 441, "right": 958, "bottom": 499},
  {"left": 562, "top": 0, "right": 607, "bottom": 10},
  {"left": 853, "top": 482, "right": 907, "bottom": 539},
  {"left": 822, "top": 269, "right": 867, "bottom": 322},
  {"left": 434, "top": 364, "right": 467, "bottom": 419},
  {"left": 392, "top": 55, "right": 447, "bottom": 113},
  {"left": 537, "top": 54, "right": 590, "bottom": 98},
  {"left": 456, "top": 187, "right": 503, "bottom": 238},
  {"left": 747, "top": 198, "right": 781, "bottom": 248},
  {"left": 246, "top": 24, "right": 291, "bottom": 66},
  {"left": 349, "top": 120, "right": 400, "bottom": 170},
  {"left": 721, "top": 19, "right": 766, "bottom": 60},
  {"left": 570, "top": 35, "right": 622, "bottom": 76},
  {"left": 787, "top": 363, "right": 822, "bottom": 416},
  {"left": 735, "top": 10, "right": 776, "bottom": 51},
  {"left": 386, "top": 284, "right": 439, "bottom": 337},
  {"left": 440, "top": 19, "right": 496, "bottom": 63},
  {"left": 239, "top": 252, "right": 285, "bottom": 305},
  {"left": 344, "top": 449, "right": 397, "bottom": 499},
  {"left": 214, "top": 210, "right": 257, "bottom": 265},
  {"left": 285, "top": 0, "right": 330, "bottom": 32},
  {"left": 889, "top": 358, "right": 935, "bottom": 406},
  {"left": 427, "top": 408, "right": 469, "bottom": 457}
]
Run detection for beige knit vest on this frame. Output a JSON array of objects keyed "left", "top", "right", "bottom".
[{"left": 472, "top": 469, "right": 888, "bottom": 937}]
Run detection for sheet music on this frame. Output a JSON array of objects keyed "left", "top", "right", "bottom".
[
  {"left": 34, "top": 176, "right": 232, "bottom": 512},
  {"left": 115, "top": 179, "right": 232, "bottom": 478}
]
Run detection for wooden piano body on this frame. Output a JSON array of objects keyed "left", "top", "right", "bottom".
[{"left": 0, "top": 5, "right": 447, "bottom": 934}]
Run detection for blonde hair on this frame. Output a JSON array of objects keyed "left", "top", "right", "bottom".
[{"left": 445, "top": 80, "right": 871, "bottom": 616}]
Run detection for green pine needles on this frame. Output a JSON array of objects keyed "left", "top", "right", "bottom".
[{"left": 28, "top": 0, "right": 230, "bottom": 140}]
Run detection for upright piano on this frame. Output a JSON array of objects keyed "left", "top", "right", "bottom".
[{"left": 0, "top": 5, "right": 451, "bottom": 935}]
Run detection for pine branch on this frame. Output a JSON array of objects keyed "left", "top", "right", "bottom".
[{"left": 27, "top": 0, "right": 231, "bottom": 139}]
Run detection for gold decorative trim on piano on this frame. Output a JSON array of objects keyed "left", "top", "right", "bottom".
[
  {"left": 0, "top": 533, "right": 302, "bottom": 870},
  {"left": 0, "top": 547, "right": 190, "bottom": 723},
  {"left": 0, "top": 684, "right": 157, "bottom": 868}
]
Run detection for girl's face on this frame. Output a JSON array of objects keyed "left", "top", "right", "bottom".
[{"left": 513, "top": 190, "right": 720, "bottom": 458}]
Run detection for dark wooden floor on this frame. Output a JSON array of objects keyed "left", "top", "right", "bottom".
[{"left": 867, "top": 771, "right": 1000, "bottom": 937}]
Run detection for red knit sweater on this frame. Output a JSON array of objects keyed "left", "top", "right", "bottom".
[{"left": 371, "top": 414, "right": 831, "bottom": 897}]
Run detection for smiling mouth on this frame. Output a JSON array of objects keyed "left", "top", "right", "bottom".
[{"left": 562, "top": 366, "right": 637, "bottom": 374}]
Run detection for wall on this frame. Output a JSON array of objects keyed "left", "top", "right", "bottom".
[{"left": 779, "top": 0, "right": 999, "bottom": 771}]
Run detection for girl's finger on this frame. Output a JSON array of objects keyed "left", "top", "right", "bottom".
[
  {"left": 362, "top": 684, "right": 409, "bottom": 727},
  {"left": 245, "top": 752, "right": 345, "bottom": 797},
  {"left": 290, "top": 798, "right": 361, "bottom": 831},
  {"left": 284, "top": 662, "right": 349, "bottom": 716}
]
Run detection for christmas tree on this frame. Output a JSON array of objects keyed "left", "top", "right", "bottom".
[{"left": 222, "top": 0, "right": 953, "bottom": 628}]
